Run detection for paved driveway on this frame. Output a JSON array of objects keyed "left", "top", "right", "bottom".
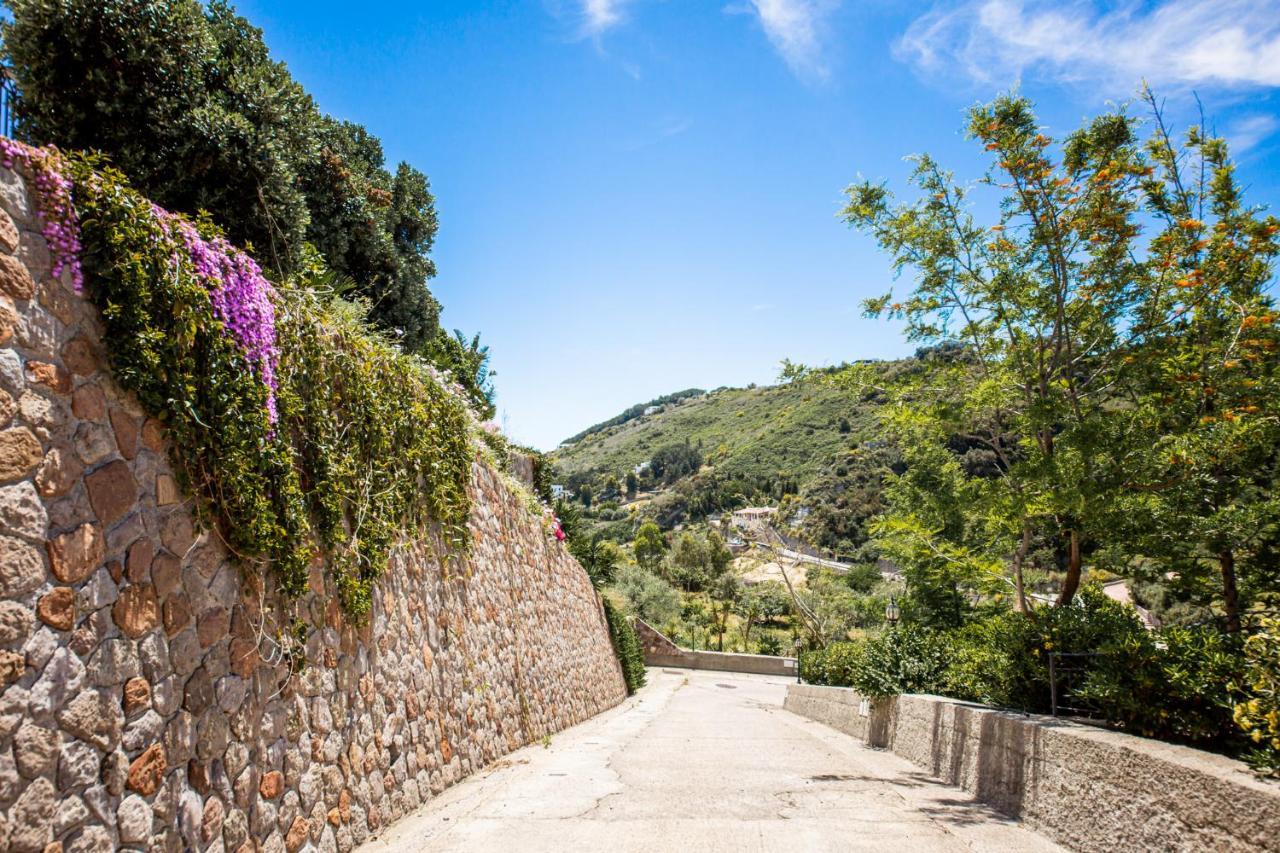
[{"left": 362, "top": 669, "right": 1063, "bottom": 852}]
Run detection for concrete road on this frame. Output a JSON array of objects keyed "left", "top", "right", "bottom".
[{"left": 362, "top": 669, "right": 1063, "bottom": 853}]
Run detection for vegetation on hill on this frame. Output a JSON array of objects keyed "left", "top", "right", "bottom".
[
  {"left": 563, "top": 388, "right": 707, "bottom": 445},
  {"left": 550, "top": 363, "right": 912, "bottom": 550},
  {"left": 2, "top": 0, "right": 495, "bottom": 415}
]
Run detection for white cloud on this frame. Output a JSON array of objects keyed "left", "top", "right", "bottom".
[
  {"left": 1227, "top": 114, "right": 1279, "bottom": 154},
  {"left": 580, "top": 0, "right": 635, "bottom": 37},
  {"left": 897, "top": 0, "right": 1280, "bottom": 91},
  {"left": 744, "top": 0, "right": 841, "bottom": 80}
]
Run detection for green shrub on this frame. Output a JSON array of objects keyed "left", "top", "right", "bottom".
[
  {"left": 756, "top": 633, "right": 784, "bottom": 656},
  {"left": 1234, "top": 617, "right": 1280, "bottom": 776},
  {"left": 945, "top": 585, "right": 1153, "bottom": 713},
  {"left": 602, "top": 597, "right": 646, "bottom": 694},
  {"left": 614, "top": 563, "right": 681, "bottom": 626},
  {"left": 1073, "top": 625, "right": 1242, "bottom": 746},
  {"left": 851, "top": 626, "right": 952, "bottom": 698},
  {"left": 800, "top": 628, "right": 950, "bottom": 698},
  {"left": 800, "top": 641, "right": 866, "bottom": 686}
]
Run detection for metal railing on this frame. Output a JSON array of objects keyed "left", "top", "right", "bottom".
[
  {"left": 1047, "top": 650, "right": 1102, "bottom": 718},
  {"left": 0, "top": 65, "right": 15, "bottom": 138}
]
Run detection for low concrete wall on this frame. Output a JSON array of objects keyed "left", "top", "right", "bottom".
[
  {"left": 633, "top": 619, "right": 797, "bottom": 677},
  {"left": 784, "top": 684, "right": 887, "bottom": 742},
  {"left": 643, "top": 649, "right": 797, "bottom": 676},
  {"left": 785, "top": 684, "right": 1280, "bottom": 852}
]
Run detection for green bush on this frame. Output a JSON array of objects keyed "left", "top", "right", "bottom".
[
  {"left": 602, "top": 597, "right": 646, "bottom": 694},
  {"left": 799, "top": 641, "right": 865, "bottom": 686},
  {"left": 944, "top": 585, "right": 1154, "bottom": 713},
  {"left": 800, "top": 627, "right": 951, "bottom": 698},
  {"left": 614, "top": 563, "right": 681, "bottom": 626},
  {"left": 756, "top": 633, "right": 784, "bottom": 656},
  {"left": 851, "top": 625, "right": 953, "bottom": 698},
  {"left": 1073, "top": 625, "right": 1242, "bottom": 746},
  {"left": 1234, "top": 617, "right": 1280, "bottom": 776}
]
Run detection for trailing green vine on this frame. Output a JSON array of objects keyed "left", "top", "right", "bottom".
[
  {"left": 602, "top": 596, "right": 646, "bottom": 694},
  {"left": 66, "top": 151, "right": 473, "bottom": 619}
]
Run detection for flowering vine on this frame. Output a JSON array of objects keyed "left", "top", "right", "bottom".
[
  {"left": 153, "top": 207, "right": 280, "bottom": 423},
  {"left": 58, "top": 151, "right": 474, "bottom": 618},
  {"left": 0, "top": 137, "right": 83, "bottom": 291}
]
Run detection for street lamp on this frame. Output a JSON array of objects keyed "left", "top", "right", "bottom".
[{"left": 885, "top": 597, "right": 900, "bottom": 628}]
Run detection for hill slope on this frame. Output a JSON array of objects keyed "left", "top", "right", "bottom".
[
  {"left": 549, "top": 363, "right": 908, "bottom": 556},
  {"left": 554, "top": 379, "right": 865, "bottom": 484}
]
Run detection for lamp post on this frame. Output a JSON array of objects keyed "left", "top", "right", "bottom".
[
  {"left": 793, "top": 638, "right": 803, "bottom": 684},
  {"left": 885, "top": 597, "right": 900, "bottom": 629}
]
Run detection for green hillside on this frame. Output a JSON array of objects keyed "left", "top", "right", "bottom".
[
  {"left": 549, "top": 362, "right": 909, "bottom": 555},
  {"left": 555, "top": 379, "right": 863, "bottom": 482}
]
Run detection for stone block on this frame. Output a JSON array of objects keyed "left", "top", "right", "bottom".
[
  {"left": 34, "top": 443, "right": 81, "bottom": 498},
  {"left": 125, "top": 743, "right": 166, "bottom": 796},
  {"left": 36, "top": 588, "right": 74, "bottom": 632},
  {"left": 0, "top": 251, "right": 34, "bottom": 300},
  {"left": 112, "top": 584, "right": 159, "bottom": 639},
  {"left": 47, "top": 522, "right": 103, "bottom": 584},
  {"left": 84, "top": 459, "right": 137, "bottom": 527},
  {"left": 24, "top": 361, "right": 71, "bottom": 395},
  {"left": 109, "top": 408, "right": 139, "bottom": 460},
  {"left": 0, "top": 426, "right": 43, "bottom": 482},
  {"left": 0, "top": 532, "right": 45, "bottom": 597}
]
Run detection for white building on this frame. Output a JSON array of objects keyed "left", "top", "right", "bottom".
[{"left": 731, "top": 507, "right": 777, "bottom": 529}]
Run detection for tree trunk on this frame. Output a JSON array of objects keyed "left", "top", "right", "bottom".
[
  {"left": 1054, "top": 529, "right": 1082, "bottom": 607},
  {"left": 1220, "top": 548, "right": 1241, "bottom": 634},
  {"left": 1013, "top": 522, "right": 1031, "bottom": 615}
]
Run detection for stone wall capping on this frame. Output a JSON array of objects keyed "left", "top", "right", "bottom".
[{"left": 0, "top": 162, "right": 625, "bottom": 851}]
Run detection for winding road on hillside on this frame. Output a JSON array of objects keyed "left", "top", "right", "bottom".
[{"left": 360, "top": 669, "right": 1061, "bottom": 852}]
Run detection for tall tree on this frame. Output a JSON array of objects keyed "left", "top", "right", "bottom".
[
  {"left": 1106, "top": 94, "right": 1280, "bottom": 632},
  {"left": 632, "top": 521, "right": 667, "bottom": 572},
  {"left": 844, "top": 92, "right": 1279, "bottom": 619},
  {"left": 846, "top": 95, "right": 1159, "bottom": 606}
]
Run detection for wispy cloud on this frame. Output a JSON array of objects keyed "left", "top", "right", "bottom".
[
  {"left": 622, "top": 115, "right": 694, "bottom": 151},
  {"left": 739, "top": 0, "right": 841, "bottom": 81},
  {"left": 897, "top": 0, "right": 1280, "bottom": 91},
  {"left": 1227, "top": 114, "right": 1280, "bottom": 155},
  {"left": 579, "top": 0, "right": 636, "bottom": 37}
]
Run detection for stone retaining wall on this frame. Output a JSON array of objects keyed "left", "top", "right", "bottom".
[
  {"left": 785, "top": 684, "right": 1280, "bottom": 852},
  {"left": 0, "top": 161, "right": 627, "bottom": 853}
]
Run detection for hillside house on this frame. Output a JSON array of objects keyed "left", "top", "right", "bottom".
[{"left": 731, "top": 506, "right": 777, "bottom": 529}]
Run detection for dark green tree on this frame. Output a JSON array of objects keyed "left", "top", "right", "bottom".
[{"left": 3, "top": 0, "right": 450, "bottom": 357}]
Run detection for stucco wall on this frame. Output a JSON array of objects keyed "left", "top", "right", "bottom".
[
  {"left": 0, "top": 161, "right": 627, "bottom": 853},
  {"left": 785, "top": 684, "right": 1280, "bottom": 853}
]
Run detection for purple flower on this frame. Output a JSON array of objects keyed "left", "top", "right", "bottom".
[
  {"left": 0, "top": 138, "right": 84, "bottom": 292},
  {"left": 153, "top": 209, "right": 281, "bottom": 424}
]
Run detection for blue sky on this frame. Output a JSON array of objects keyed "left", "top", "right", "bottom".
[{"left": 236, "top": 0, "right": 1280, "bottom": 449}]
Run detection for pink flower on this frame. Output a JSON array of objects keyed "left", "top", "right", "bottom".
[{"left": 0, "top": 138, "right": 83, "bottom": 292}]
